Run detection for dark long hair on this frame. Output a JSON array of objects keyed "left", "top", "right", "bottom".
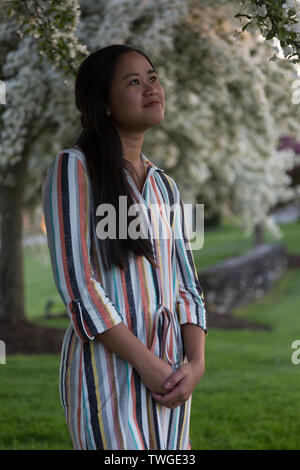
[{"left": 73, "top": 44, "right": 158, "bottom": 272}]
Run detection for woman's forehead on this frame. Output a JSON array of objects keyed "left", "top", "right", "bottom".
[{"left": 114, "top": 51, "right": 153, "bottom": 78}]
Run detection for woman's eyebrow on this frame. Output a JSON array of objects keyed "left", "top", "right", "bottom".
[{"left": 122, "top": 68, "right": 157, "bottom": 81}]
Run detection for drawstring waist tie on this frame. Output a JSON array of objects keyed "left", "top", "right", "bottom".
[{"left": 149, "top": 304, "right": 183, "bottom": 372}]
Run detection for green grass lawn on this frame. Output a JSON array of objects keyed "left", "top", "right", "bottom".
[
  {"left": 191, "top": 267, "right": 300, "bottom": 449},
  {"left": 1, "top": 220, "right": 300, "bottom": 449}
]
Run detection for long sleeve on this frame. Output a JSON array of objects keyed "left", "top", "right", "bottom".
[
  {"left": 172, "top": 181, "right": 207, "bottom": 335},
  {"left": 42, "top": 151, "right": 123, "bottom": 343}
]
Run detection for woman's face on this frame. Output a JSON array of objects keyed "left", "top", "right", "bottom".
[{"left": 106, "top": 51, "right": 165, "bottom": 132}]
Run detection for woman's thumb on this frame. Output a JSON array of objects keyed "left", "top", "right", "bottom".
[{"left": 164, "top": 369, "right": 181, "bottom": 389}]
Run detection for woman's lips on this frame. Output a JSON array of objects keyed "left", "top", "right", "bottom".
[{"left": 143, "top": 101, "right": 161, "bottom": 107}]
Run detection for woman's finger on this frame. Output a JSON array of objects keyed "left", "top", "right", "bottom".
[
  {"left": 152, "top": 391, "right": 185, "bottom": 409},
  {"left": 163, "top": 366, "right": 185, "bottom": 391},
  {"left": 152, "top": 384, "right": 188, "bottom": 408}
]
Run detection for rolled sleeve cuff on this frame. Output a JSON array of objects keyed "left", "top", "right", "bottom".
[
  {"left": 67, "top": 298, "right": 123, "bottom": 343},
  {"left": 176, "top": 297, "right": 208, "bottom": 335}
]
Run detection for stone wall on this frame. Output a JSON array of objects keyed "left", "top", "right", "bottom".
[{"left": 198, "top": 243, "right": 287, "bottom": 315}]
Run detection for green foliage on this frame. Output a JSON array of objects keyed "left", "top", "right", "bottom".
[
  {"left": 0, "top": 0, "right": 88, "bottom": 76},
  {"left": 236, "top": 0, "right": 300, "bottom": 63}
]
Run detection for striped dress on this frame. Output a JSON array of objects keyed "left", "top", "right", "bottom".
[{"left": 42, "top": 146, "right": 207, "bottom": 450}]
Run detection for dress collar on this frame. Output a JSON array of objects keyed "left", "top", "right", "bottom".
[{"left": 140, "top": 153, "right": 164, "bottom": 173}]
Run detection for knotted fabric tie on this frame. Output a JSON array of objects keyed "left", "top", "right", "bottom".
[{"left": 150, "top": 305, "right": 183, "bottom": 372}]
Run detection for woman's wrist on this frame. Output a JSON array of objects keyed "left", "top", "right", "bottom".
[
  {"left": 181, "top": 323, "right": 206, "bottom": 378},
  {"left": 133, "top": 346, "right": 157, "bottom": 375},
  {"left": 189, "top": 357, "right": 205, "bottom": 378},
  {"left": 96, "top": 322, "right": 156, "bottom": 374}
]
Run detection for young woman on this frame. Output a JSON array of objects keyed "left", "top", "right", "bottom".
[{"left": 42, "top": 44, "right": 207, "bottom": 450}]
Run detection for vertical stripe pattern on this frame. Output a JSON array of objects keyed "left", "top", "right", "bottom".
[{"left": 42, "top": 147, "right": 207, "bottom": 450}]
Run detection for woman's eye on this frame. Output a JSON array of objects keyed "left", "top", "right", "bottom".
[{"left": 129, "top": 76, "right": 157, "bottom": 85}]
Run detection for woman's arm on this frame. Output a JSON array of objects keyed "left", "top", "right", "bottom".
[
  {"left": 42, "top": 151, "right": 123, "bottom": 342},
  {"left": 151, "top": 324, "right": 205, "bottom": 409},
  {"left": 181, "top": 322, "right": 205, "bottom": 368},
  {"left": 43, "top": 150, "right": 174, "bottom": 394},
  {"left": 95, "top": 323, "right": 174, "bottom": 395},
  {"left": 151, "top": 179, "right": 207, "bottom": 409},
  {"left": 173, "top": 185, "right": 207, "bottom": 335}
]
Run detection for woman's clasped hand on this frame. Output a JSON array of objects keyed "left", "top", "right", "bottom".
[{"left": 151, "top": 360, "right": 205, "bottom": 410}]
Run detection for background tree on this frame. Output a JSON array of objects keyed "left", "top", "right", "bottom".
[
  {"left": 1, "top": 0, "right": 300, "bottom": 325},
  {"left": 236, "top": 0, "right": 300, "bottom": 63},
  {"left": 0, "top": 1, "right": 87, "bottom": 324},
  {"left": 144, "top": 0, "right": 300, "bottom": 242},
  {"left": 0, "top": 0, "right": 187, "bottom": 324}
]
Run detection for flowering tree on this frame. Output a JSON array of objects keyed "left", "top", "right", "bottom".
[
  {"left": 1, "top": 0, "right": 88, "bottom": 74},
  {"left": 1, "top": 0, "right": 300, "bottom": 324},
  {"left": 0, "top": 0, "right": 87, "bottom": 323},
  {"left": 235, "top": 0, "right": 300, "bottom": 63},
  {"left": 145, "top": 0, "right": 300, "bottom": 241},
  {"left": 0, "top": 0, "right": 187, "bottom": 323}
]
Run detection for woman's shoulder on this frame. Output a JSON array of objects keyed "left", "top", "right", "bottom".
[
  {"left": 59, "top": 145, "right": 87, "bottom": 168},
  {"left": 48, "top": 146, "right": 88, "bottom": 173}
]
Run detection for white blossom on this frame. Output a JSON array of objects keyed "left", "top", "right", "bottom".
[{"left": 1, "top": 0, "right": 300, "bottom": 242}]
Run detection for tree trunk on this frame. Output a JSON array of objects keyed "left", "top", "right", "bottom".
[
  {"left": 0, "top": 152, "right": 30, "bottom": 325},
  {"left": 254, "top": 223, "right": 264, "bottom": 246}
]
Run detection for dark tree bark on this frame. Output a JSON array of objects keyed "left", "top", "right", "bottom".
[
  {"left": 254, "top": 223, "right": 264, "bottom": 246},
  {"left": 0, "top": 147, "right": 31, "bottom": 325}
]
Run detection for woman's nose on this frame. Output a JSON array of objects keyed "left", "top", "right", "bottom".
[{"left": 144, "top": 84, "right": 157, "bottom": 95}]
